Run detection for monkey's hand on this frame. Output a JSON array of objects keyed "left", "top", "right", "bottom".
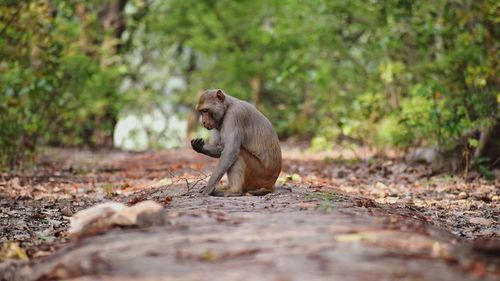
[
  {"left": 200, "top": 185, "right": 216, "bottom": 196},
  {"left": 191, "top": 138, "right": 205, "bottom": 153}
]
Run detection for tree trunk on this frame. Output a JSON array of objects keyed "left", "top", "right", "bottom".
[
  {"left": 250, "top": 77, "right": 263, "bottom": 111},
  {"left": 477, "top": 121, "right": 500, "bottom": 167},
  {"left": 83, "top": 0, "right": 128, "bottom": 148},
  {"left": 99, "top": 0, "right": 128, "bottom": 66},
  {"left": 76, "top": 3, "right": 91, "bottom": 55},
  {"left": 185, "top": 109, "right": 199, "bottom": 144}
]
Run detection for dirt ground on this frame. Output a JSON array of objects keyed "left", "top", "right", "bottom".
[{"left": 0, "top": 146, "right": 499, "bottom": 281}]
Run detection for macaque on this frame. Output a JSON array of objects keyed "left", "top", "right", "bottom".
[{"left": 191, "top": 89, "right": 282, "bottom": 196}]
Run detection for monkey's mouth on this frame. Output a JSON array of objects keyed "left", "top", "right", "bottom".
[{"left": 203, "top": 124, "right": 214, "bottom": 130}]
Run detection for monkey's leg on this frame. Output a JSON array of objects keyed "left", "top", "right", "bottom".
[
  {"left": 211, "top": 186, "right": 231, "bottom": 197},
  {"left": 246, "top": 187, "right": 274, "bottom": 196},
  {"left": 211, "top": 187, "right": 242, "bottom": 197},
  {"left": 240, "top": 149, "right": 276, "bottom": 196},
  {"left": 211, "top": 155, "right": 245, "bottom": 197}
]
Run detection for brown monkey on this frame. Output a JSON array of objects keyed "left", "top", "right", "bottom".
[{"left": 191, "top": 89, "right": 282, "bottom": 196}]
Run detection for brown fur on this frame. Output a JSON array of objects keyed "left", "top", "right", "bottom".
[{"left": 191, "top": 89, "right": 282, "bottom": 196}]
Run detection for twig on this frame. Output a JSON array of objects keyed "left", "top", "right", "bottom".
[
  {"left": 163, "top": 167, "right": 209, "bottom": 196},
  {"left": 487, "top": 155, "right": 500, "bottom": 169},
  {"left": 180, "top": 169, "right": 209, "bottom": 195}
]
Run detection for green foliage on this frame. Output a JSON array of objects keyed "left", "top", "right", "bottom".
[
  {"left": 145, "top": 0, "right": 498, "bottom": 151},
  {"left": 0, "top": 0, "right": 136, "bottom": 168},
  {"left": 1, "top": 0, "right": 498, "bottom": 169},
  {"left": 306, "top": 192, "right": 343, "bottom": 212},
  {"left": 475, "top": 157, "right": 494, "bottom": 180}
]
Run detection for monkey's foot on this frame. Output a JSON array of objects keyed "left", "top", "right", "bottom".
[
  {"left": 199, "top": 185, "right": 216, "bottom": 196},
  {"left": 211, "top": 186, "right": 242, "bottom": 197},
  {"left": 246, "top": 187, "right": 273, "bottom": 196}
]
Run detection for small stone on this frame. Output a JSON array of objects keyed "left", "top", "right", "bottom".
[
  {"left": 332, "top": 169, "right": 348, "bottom": 179},
  {"left": 458, "top": 192, "right": 468, "bottom": 199},
  {"left": 61, "top": 206, "right": 73, "bottom": 217},
  {"left": 492, "top": 169, "right": 500, "bottom": 180},
  {"left": 469, "top": 217, "right": 494, "bottom": 226},
  {"left": 386, "top": 197, "right": 399, "bottom": 204},
  {"left": 49, "top": 219, "right": 63, "bottom": 227},
  {"left": 491, "top": 195, "right": 499, "bottom": 202}
]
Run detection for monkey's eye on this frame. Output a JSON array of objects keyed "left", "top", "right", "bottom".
[{"left": 200, "top": 109, "right": 209, "bottom": 114}]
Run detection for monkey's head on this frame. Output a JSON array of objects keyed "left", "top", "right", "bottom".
[{"left": 196, "top": 89, "right": 226, "bottom": 130}]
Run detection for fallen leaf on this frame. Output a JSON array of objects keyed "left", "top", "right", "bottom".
[
  {"left": 60, "top": 206, "right": 73, "bottom": 217},
  {"left": 297, "top": 202, "right": 315, "bottom": 210},
  {"left": 39, "top": 235, "right": 56, "bottom": 242},
  {"left": 335, "top": 232, "right": 379, "bottom": 243},
  {"left": 163, "top": 196, "right": 173, "bottom": 205},
  {"left": 0, "top": 241, "right": 29, "bottom": 261},
  {"left": 152, "top": 178, "right": 173, "bottom": 187},
  {"left": 200, "top": 250, "right": 218, "bottom": 262},
  {"left": 287, "top": 173, "right": 302, "bottom": 181}
]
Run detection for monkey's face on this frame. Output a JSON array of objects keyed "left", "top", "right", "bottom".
[
  {"left": 196, "top": 90, "right": 226, "bottom": 130},
  {"left": 199, "top": 109, "right": 217, "bottom": 130}
]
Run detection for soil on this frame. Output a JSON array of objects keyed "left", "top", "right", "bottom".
[{"left": 0, "top": 146, "right": 499, "bottom": 281}]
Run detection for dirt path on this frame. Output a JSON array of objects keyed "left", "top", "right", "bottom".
[{"left": 1, "top": 147, "right": 499, "bottom": 280}]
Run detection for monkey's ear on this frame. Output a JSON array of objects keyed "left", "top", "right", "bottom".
[{"left": 216, "top": 90, "right": 225, "bottom": 102}]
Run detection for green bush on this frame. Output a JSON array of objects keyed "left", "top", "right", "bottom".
[{"left": 1, "top": 0, "right": 498, "bottom": 170}]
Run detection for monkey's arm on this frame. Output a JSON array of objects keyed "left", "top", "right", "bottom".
[
  {"left": 202, "top": 143, "right": 223, "bottom": 158},
  {"left": 202, "top": 132, "right": 241, "bottom": 195},
  {"left": 191, "top": 131, "right": 223, "bottom": 158}
]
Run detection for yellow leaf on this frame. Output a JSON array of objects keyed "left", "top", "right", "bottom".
[
  {"left": 0, "top": 241, "right": 29, "bottom": 261},
  {"left": 287, "top": 173, "right": 302, "bottom": 181},
  {"left": 335, "top": 232, "right": 379, "bottom": 243},
  {"left": 200, "top": 250, "right": 218, "bottom": 262}
]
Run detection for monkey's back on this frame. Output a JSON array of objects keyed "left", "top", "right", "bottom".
[{"left": 230, "top": 98, "right": 282, "bottom": 172}]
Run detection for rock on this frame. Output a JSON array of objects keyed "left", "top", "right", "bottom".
[
  {"left": 490, "top": 169, "right": 500, "bottom": 180},
  {"left": 68, "top": 201, "right": 164, "bottom": 238},
  {"left": 405, "top": 147, "right": 439, "bottom": 164},
  {"left": 385, "top": 197, "right": 399, "bottom": 204},
  {"left": 469, "top": 217, "right": 494, "bottom": 226},
  {"left": 7, "top": 178, "right": 22, "bottom": 190},
  {"left": 390, "top": 163, "right": 407, "bottom": 175},
  {"left": 458, "top": 192, "right": 468, "bottom": 199},
  {"left": 60, "top": 206, "right": 73, "bottom": 217},
  {"left": 68, "top": 202, "right": 125, "bottom": 236},
  {"left": 111, "top": 201, "right": 163, "bottom": 226},
  {"left": 332, "top": 169, "right": 348, "bottom": 179},
  {"left": 48, "top": 219, "right": 62, "bottom": 228}
]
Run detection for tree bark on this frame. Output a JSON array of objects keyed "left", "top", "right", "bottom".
[
  {"left": 82, "top": 0, "right": 128, "bottom": 148},
  {"left": 99, "top": 0, "right": 128, "bottom": 66},
  {"left": 477, "top": 121, "right": 500, "bottom": 166},
  {"left": 250, "top": 77, "right": 263, "bottom": 111}
]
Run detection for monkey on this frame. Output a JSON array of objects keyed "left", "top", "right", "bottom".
[{"left": 191, "top": 89, "right": 282, "bottom": 196}]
